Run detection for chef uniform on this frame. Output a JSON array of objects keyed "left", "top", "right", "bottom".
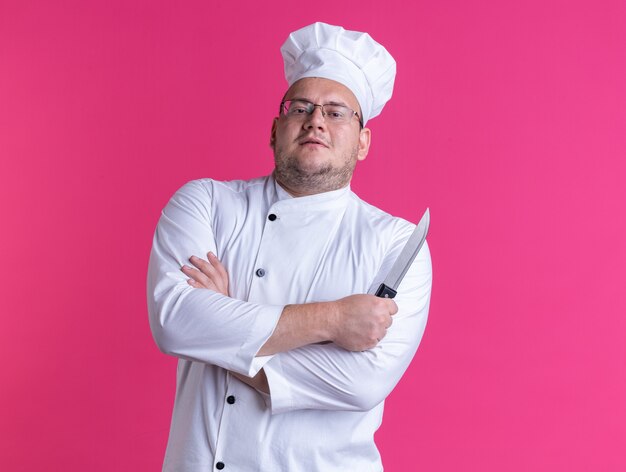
[{"left": 148, "top": 22, "right": 433, "bottom": 472}]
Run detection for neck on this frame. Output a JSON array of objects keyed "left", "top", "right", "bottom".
[{"left": 273, "top": 171, "right": 349, "bottom": 197}]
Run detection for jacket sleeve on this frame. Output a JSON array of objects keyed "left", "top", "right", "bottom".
[
  {"left": 147, "top": 180, "right": 283, "bottom": 376},
  {"left": 262, "top": 241, "right": 432, "bottom": 414}
]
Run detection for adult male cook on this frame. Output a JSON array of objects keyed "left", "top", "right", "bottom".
[{"left": 148, "top": 21, "right": 432, "bottom": 471}]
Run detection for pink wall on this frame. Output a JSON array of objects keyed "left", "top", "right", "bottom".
[{"left": 2, "top": 1, "right": 625, "bottom": 470}]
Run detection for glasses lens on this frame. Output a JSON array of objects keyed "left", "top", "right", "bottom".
[
  {"left": 322, "top": 105, "right": 350, "bottom": 122},
  {"left": 283, "top": 100, "right": 312, "bottom": 116},
  {"left": 281, "top": 100, "right": 356, "bottom": 124}
]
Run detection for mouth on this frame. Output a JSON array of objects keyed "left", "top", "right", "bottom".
[{"left": 298, "top": 136, "right": 329, "bottom": 148}]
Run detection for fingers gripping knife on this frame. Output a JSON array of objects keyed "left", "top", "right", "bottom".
[{"left": 374, "top": 209, "right": 430, "bottom": 299}]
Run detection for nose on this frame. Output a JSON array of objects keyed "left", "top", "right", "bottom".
[{"left": 303, "top": 105, "right": 327, "bottom": 130}]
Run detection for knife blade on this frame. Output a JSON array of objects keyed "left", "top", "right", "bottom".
[{"left": 374, "top": 208, "right": 430, "bottom": 299}]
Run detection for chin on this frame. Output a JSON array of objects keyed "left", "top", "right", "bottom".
[{"left": 275, "top": 148, "right": 337, "bottom": 176}]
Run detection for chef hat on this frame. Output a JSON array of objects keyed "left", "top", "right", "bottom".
[{"left": 281, "top": 22, "right": 396, "bottom": 125}]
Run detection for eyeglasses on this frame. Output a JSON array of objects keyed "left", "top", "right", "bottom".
[{"left": 280, "top": 99, "right": 362, "bottom": 127}]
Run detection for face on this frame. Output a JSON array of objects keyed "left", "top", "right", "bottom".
[{"left": 270, "top": 77, "right": 371, "bottom": 197}]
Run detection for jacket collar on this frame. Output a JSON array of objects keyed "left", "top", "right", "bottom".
[{"left": 269, "top": 174, "right": 351, "bottom": 213}]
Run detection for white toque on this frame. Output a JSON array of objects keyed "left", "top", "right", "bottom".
[{"left": 281, "top": 22, "right": 396, "bottom": 125}]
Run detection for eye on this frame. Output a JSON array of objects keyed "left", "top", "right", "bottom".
[
  {"left": 324, "top": 106, "right": 347, "bottom": 119},
  {"left": 286, "top": 100, "right": 312, "bottom": 116}
]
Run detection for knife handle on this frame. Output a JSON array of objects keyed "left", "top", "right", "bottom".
[{"left": 375, "top": 283, "right": 397, "bottom": 299}]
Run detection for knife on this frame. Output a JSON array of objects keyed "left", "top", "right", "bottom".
[{"left": 374, "top": 208, "right": 430, "bottom": 299}]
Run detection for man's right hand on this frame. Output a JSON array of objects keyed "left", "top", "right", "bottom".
[
  {"left": 182, "top": 253, "right": 398, "bottom": 355},
  {"left": 328, "top": 295, "right": 398, "bottom": 351},
  {"left": 257, "top": 295, "right": 397, "bottom": 356}
]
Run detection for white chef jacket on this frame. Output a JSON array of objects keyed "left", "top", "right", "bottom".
[{"left": 147, "top": 175, "right": 432, "bottom": 472}]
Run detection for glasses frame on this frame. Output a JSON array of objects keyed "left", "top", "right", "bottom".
[{"left": 280, "top": 99, "right": 363, "bottom": 128}]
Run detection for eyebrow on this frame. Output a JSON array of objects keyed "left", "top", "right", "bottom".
[{"left": 287, "top": 97, "right": 350, "bottom": 107}]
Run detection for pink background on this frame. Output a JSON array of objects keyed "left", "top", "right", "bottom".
[{"left": 1, "top": 0, "right": 625, "bottom": 470}]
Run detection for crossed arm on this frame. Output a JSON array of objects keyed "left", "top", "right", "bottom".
[
  {"left": 148, "top": 181, "right": 431, "bottom": 411},
  {"left": 181, "top": 252, "right": 398, "bottom": 393}
]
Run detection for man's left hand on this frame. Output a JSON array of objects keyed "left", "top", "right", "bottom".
[
  {"left": 182, "top": 253, "right": 269, "bottom": 393},
  {"left": 181, "top": 252, "right": 229, "bottom": 296}
]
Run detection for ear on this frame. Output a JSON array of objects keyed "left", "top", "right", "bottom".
[
  {"left": 269, "top": 118, "right": 278, "bottom": 149},
  {"left": 357, "top": 127, "right": 371, "bottom": 161}
]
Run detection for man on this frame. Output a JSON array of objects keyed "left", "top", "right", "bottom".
[{"left": 148, "top": 22, "right": 432, "bottom": 471}]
